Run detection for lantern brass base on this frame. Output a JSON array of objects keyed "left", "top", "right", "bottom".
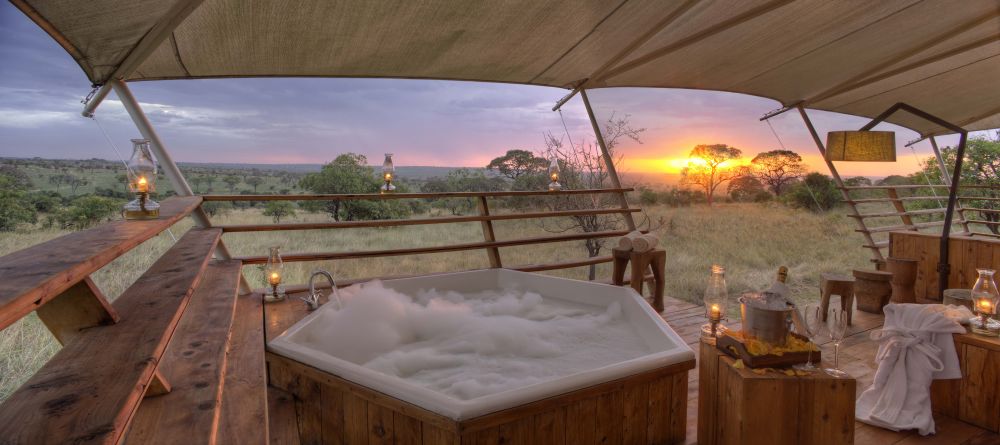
[{"left": 971, "top": 315, "right": 1000, "bottom": 336}]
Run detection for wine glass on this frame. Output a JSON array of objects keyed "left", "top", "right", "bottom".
[
  {"left": 825, "top": 307, "right": 850, "bottom": 378},
  {"left": 793, "top": 304, "right": 823, "bottom": 371}
]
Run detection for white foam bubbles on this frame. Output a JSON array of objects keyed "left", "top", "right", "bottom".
[{"left": 292, "top": 280, "right": 651, "bottom": 400}]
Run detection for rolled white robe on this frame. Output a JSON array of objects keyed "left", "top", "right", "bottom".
[
  {"left": 632, "top": 234, "right": 659, "bottom": 253},
  {"left": 617, "top": 231, "right": 644, "bottom": 250}
]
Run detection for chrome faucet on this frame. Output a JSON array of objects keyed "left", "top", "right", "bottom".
[{"left": 304, "top": 270, "right": 338, "bottom": 311}]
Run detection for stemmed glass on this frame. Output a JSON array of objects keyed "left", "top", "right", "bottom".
[
  {"left": 793, "top": 304, "right": 823, "bottom": 371},
  {"left": 825, "top": 307, "right": 850, "bottom": 378}
]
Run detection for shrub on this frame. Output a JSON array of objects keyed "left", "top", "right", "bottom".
[
  {"left": 781, "top": 173, "right": 840, "bottom": 212},
  {"left": 56, "top": 195, "right": 119, "bottom": 229},
  {"left": 263, "top": 201, "right": 296, "bottom": 223},
  {"left": 201, "top": 201, "right": 233, "bottom": 217}
]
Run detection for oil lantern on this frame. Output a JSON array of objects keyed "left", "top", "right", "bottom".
[
  {"left": 380, "top": 153, "right": 396, "bottom": 194},
  {"left": 547, "top": 156, "right": 561, "bottom": 191},
  {"left": 265, "top": 246, "right": 286, "bottom": 302},
  {"left": 123, "top": 139, "right": 160, "bottom": 219}
]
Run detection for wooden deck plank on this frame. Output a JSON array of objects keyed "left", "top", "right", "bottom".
[
  {"left": 0, "top": 228, "right": 220, "bottom": 445},
  {"left": 125, "top": 260, "right": 242, "bottom": 444},
  {"left": 0, "top": 196, "right": 202, "bottom": 331},
  {"left": 218, "top": 291, "right": 268, "bottom": 445}
]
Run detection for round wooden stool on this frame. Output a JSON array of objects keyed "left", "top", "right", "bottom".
[{"left": 820, "top": 273, "right": 855, "bottom": 326}]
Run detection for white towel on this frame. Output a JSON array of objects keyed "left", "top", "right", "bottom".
[
  {"left": 617, "top": 231, "right": 643, "bottom": 250},
  {"left": 855, "top": 303, "right": 971, "bottom": 435},
  {"left": 631, "top": 234, "right": 659, "bottom": 253}
]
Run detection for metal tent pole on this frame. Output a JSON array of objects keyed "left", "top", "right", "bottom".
[
  {"left": 929, "top": 136, "right": 970, "bottom": 233},
  {"left": 796, "top": 105, "right": 885, "bottom": 263},
  {"left": 580, "top": 89, "right": 637, "bottom": 231},
  {"left": 110, "top": 81, "right": 250, "bottom": 292}
]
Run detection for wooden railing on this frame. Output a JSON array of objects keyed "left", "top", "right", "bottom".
[
  {"left": 841, "top": 184, "right": 1000, "bottom": 262},
  {"left": 204, "top": 188, "right": 639, "bottom": 279}
]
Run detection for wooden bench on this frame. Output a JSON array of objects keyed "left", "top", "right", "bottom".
[
  {"left": 124, "top": 260, "right": 268, "bottom": 445},
  {"left": 0, "top": 227, "right": 220, "bottom": 444},
  {"left": 0, "top": 196, "right": 202, "bottom": 330}
]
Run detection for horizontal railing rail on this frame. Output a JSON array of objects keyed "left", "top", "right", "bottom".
[
  {"left": 236, "top": 229, "right": 645, "bottom": 264},
  {"left": 843, "top": 183, "right": 1000, "bottom": 262},
  {"left": 204, "top": 188, "right": 641, "bottom": 280},
  {"left": 217, "top": 208, "right": 640, "bottom": 232},
  {"left": 202, "top": 188, "right": 634, "bottom": 201}
]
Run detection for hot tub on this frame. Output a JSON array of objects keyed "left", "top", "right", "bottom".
[{"left": 267, "top": 269, "right": 695, "bottom": 444}]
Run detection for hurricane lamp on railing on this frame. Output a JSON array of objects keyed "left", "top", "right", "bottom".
[
  {"left": 123, "top": 139, "right": 160, "bottom": 220},
  {"left": 380, "top": 153, "right": 396, "bottom": 194},
  {"left": 702, "top": 264, "right": 729, "bottom": 340},
  {"left": 265, "top": 246, "right": 286, "bottom": 302},
  {"left": 971, "top": 268, "right": 1000, "bottom": 336},
  {"left": 547, "top": 156, "right": 562, "bottom": 191}
]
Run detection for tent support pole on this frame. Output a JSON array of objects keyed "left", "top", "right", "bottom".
[
  {"left": 796, "top": 105, "right": 884, "bottom": 263},
  {"left": 580, "top": 89, "right": 636, "bottom": 231},
  {"left": 856, "top": 102, "right": 967, "bottom": 299},
  {"left": 111, "top": 80, "right": 251, "bottom": 293},
  {"left": 930, "top": 136, "right": 970, "bottom": 233}
]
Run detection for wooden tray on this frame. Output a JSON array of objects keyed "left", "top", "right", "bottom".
[{"left": 716, "top": 333, "right": 821, "bottom": 369}]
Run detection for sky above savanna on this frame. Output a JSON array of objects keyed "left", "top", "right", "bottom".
[{"left": 0, "top": 3, "right": 983, "bottom": 179}]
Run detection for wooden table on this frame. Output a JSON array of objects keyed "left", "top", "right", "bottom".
[
  {"left": 931, "top": 330, "right": 1000, "bottom": 432},
  {"left": 697, "top": 339, "right": 856, "bottom": 445}
]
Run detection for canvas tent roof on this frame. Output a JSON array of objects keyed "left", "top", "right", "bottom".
[{"left": 13, "top": 0, "right": 1000, "bottom": 136}]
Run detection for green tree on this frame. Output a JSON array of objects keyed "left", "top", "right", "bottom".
[
  {"left": 223, "top": 175, "right": 241, "bottom": 192},
  {"left": 486, "top": 149, "right": 549, "bottom": 181},
  {"left": 748, "top": 149, "right": 806, "bottom": 196},
  {"left": 915, "top": 133, "right": 1000, "bottom": 231},
  {"left": 727, "top": 175, "right": 768, "bottom": 202},
  {"left": 782, "top": 173, "right": 839, "bottom": 212},
  {"left": 245, "top": 176, "right": 264, "bottom": 193},
  {"left": 300, "top": 153, "right": 410, "bottom": 221},
  {"left": 68, "top": 175, "right": 89, "bottom": 195},
  {"left": 56, "top": 196, "right": 119, "bottom": 229},
  {"left": 263, "top": 201, "right": 296, "bottom": 223},
  {"left": 0, "top": 175, "right": 36, "bottom": 231},
  {"left": 680, "top": 144, "right": 743, "bottom": 205}
]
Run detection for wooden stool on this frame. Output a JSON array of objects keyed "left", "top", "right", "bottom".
[
  {"left": 820, "top": 273, "right": 855, "bottom": 326},
  {"left": 612, "top": 247, "right": 666, "bottom": 312}
]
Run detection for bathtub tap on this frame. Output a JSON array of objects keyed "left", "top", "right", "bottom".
[{"left": 305, "top": 270, "right": 339, "bottom": 311}]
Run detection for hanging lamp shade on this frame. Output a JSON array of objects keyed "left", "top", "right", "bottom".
[{"left": 825, "top": 131, "right": 896, "bottom": 162}]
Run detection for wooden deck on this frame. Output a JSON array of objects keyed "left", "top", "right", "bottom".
[
  {"left": 266, "top": 289, "right": 1000, "bottom": 444},
  {"left": 659, "top": 296, "right": 1000, "bottom": 445}
]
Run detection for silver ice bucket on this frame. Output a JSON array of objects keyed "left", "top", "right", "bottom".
[{"left": 739, "top": 292, "right": 794, "bottom": 346}]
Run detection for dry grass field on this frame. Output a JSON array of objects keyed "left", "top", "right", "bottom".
[{"left": 0, "top": 202, "right": 872, "bottom": 400}]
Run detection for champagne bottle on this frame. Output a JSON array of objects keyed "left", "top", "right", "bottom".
[{"left": 765, "top": 266, "right": 791, "bottom": 300}]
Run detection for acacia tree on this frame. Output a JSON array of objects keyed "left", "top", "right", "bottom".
[
  {"left": 540, "top": 113, "right": 658, "bottom": 280},
  {"left": 748, "top": 149, "right": 806, "bottom": 196},
  {"left": 486, "top": 149, "right": 549, "bottom": 180},
  {"left": 245, "top": 176, "right": 264, "bottom": 193},
  {"left": 681, "top": 144, "right": 742, "bottom": 205},
  {"left": 223, "top": 175, "right": 241, "bottom": 192},
  {"left": 263, "top": 201, "right": 296, "bottom": 223}
]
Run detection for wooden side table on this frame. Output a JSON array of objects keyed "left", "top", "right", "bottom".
[
  {"left": 697, "top": 339, "right": 856, "bottom": 445},
  {"left": 930, "top": 331, "right": 1000, "bottom": 432},
  {"left": 612, "top": 247, "right": 666, "bottom": 312}
]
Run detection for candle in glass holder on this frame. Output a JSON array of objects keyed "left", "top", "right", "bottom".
[
  {"left": 981, "top": 299, "right": 993, "bottom": 313},
  {"left": 710, "top": 303, "right": 721, "bottom": 320}
]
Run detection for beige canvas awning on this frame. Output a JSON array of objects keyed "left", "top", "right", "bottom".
[{"left": 13, "top": 0, "right": 1000, "bottom": 136}]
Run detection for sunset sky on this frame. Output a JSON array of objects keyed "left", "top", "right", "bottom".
[{"left": 0, "top": 3, "right": 983, "bottom": 179}]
